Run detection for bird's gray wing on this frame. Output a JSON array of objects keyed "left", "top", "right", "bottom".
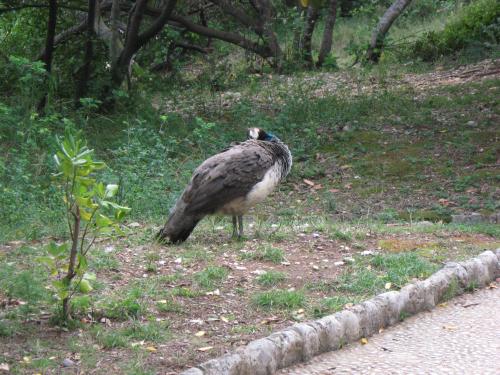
[{"left": 181, "top": 141, "right": 275, "bottom": 214}]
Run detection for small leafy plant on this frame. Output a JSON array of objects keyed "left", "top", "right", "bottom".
[{"left": 38, "top": 130, "right": 130, "bottom": 321}]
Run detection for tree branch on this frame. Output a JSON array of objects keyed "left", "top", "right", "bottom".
[
  {"left": 169, "top": 15, "right": 272, "bottom": 58},
  {"left": 137, "top": 0, "right": 177, "bottom": 49}
]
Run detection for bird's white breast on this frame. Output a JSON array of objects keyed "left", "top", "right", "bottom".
[{"left": 246, "top": 162, "right": 282, "bottom": 206}]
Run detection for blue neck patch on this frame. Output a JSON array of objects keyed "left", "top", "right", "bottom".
[{"left": 265, "top": 132, "right": 277, "bottom": 141}]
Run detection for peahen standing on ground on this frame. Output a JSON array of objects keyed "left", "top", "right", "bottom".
[{"left": 157, "top": 128, "right": 292, "bottom": 244}]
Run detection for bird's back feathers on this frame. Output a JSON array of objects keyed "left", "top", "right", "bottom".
[{"left": 157, "top": 137, "right": 291, "bottom": 243}]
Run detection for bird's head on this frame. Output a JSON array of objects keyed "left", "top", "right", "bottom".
[{"left": 247, "top": 127, "right": 279, "bottom": 142}]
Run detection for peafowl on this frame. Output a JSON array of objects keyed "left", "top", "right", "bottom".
[{"left": 157, "top": 128, "right": 292, "bottom": 244}]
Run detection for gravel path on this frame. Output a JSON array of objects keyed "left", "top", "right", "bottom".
[{"left": 278, "top": 285, "right": 500, "bottom": 375}]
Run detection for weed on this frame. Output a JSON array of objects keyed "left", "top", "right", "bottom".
[
  {"left": 156, "top": 299, "right": 183, "bottom": 314},
  {"left": 442, "top": 277, "right": 460, "bottom": 301},
  {"left": 99, "top": 289, "right": 145, "bottom": 320},
  {"left": 92, "top": 327, "right": 129, "bottom": 349},
  {"left": 241, "top": 245, "right": 285, "bottom": 264},
  {"left": 194, "top": 266, "right": 229, "bottom": 289},
  {"left": 329, "top": 228, "right": 353, "bottom": 242},
  {"left": 256, "top": 271, "right": 287, "bottom": 287},
  {"left": 122, "top": 321, "right": 170, "bottom": 342},
  {"left": 312, "top": 296, "right": 358, "bottom": 318},
  {"left": 399, "top": 311, "right": 411, "bottom": 321},
  {"left": 170, "top": 287, "right": 200, "bottom": 298},
  {"left": 231, "top": 324, "right": 259, "bottom": 335},
  {"left": 252, "top": 290, "right": 305, "bottom": 310}
]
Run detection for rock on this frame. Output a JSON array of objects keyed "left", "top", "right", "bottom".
[
  {"left": 0, "top": 363, "right": 9, "bottom": 372},
  {"left": 414, "top": 221, "right": 434, "bottom": 226},
  {"left": 62, "top": 358, "right": 75, "bottom": 367},
  {"left": 343, "top": 257, "right": 355, "bottom": 264},
  {"left": 360, "top": 250, "right": 376, "bottom": 256},
  {"left": 334, "top": 261, "right": 345, "bottom": 266},
  {"left": 451, "top": 213, "right": 488, "bottom": 224},
  {"left": 467, "top": 120, "right": 477, "bottom": 126}
]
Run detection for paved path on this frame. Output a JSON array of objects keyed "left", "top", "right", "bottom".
[{"left": 279, "top": 286, "right": 500, "bottom": 375}]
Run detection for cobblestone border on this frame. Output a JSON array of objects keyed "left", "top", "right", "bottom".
[{"left": 181, "top": 249, "right": 500, "bottom": 375}]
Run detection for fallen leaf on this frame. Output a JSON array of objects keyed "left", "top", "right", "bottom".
[
  {"left": 329, "top": 188, "right": 340, "bottom": 193},
  {"left": 303, "top": 179, "right": 315, "bottom": 187},
  {"left": 344, "top": 303, "right": 354, "bottom": 309},
  {"left": 197, "top": 346, "right": 213, "bottom": 352},
  {"left": 195, "top": 331, "right": 206, "bottom": 337},
  {"left": 156, "top": 299, "right": 168, "bottom": 304},
  {"left": 487, "top": 282, "right": 497, "bottom": 289},
  {"left": 438, "top": 302, "right": 447, "bottom": 308},
  {"left": 22, "top": 356, "right": 31, "bottom": 364},
  {"left": 0, "top": 363, "right": 9, "bottom": 372},
  {"left": 220, "top": 316, "right": 229, "bottom": 323},
  {"left": 442, "top": 325, "right": 457, "bottom": 331},
  {"left": 146, "top": 346, "right": 157, "bottom": 352},
  {"left": 360, "top": 338, "right": 368, "bottom": 345},
  {"left": 384, "top": 282, "right": 392, "bottom": 290}
]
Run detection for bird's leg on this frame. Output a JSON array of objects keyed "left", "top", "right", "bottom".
[
  {"left": 238, "top": 215, "right": 244, "bottom": 238},
  {"left": 232, "top": 216, "right": 238, "bottom": 238}
]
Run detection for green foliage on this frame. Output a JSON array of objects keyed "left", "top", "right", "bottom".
[
  {"left": 312, "top": 296, "right": 359, "bottom": 318},
  {"left": 413, "top": 0, "right": 500, "bottom": 61},
  {"left": 241, "top": 245, "right": 285, "bottom": 264},
  {"left": 194, "top": 266, "right": 229, "bottom": 289},
  {"left": 99, "top": 287, "right": 146, "bottom": 320},
  {"left": 256, "top": 271, "right": 287, "bottom": 287},
  {"left": 92, "top": 320, "right": 170, "bottom": 349},
  {"left": 37, "top": 130, "right": 129, "bottom": 321},
  {"left": 252, "top": 289, "right": 305, "bottom": 310}
]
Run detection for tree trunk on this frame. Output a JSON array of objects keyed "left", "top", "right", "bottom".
[
  {"left": 110, "top": 0, "right": 121, "bottom": 63},
  {"left": 38, "top": 0, "right": 58, "bottom": 112},
  {"left": 75, "top": 0, "right": 97, "bottom": 101},
  {"left": 253, "top": 0, "right": 282, "bottom": 70},
  {"left": 62, "top": 206, "right": 80, "bottom": 320},
  {"left": 366, "top": 0, "right": 412, "bottom": 63},
  {"left": 301, "top": 6, "right": 319, "bottom": 67},
  {"left": 317, "top": 0, "right": 337, "bottom": 68},
  {"left": 111, "top": 0, "right": 177, "bottom": 88}
]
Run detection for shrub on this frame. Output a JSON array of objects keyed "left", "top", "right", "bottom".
[{"left": 413, "top": 0, "right": 500, "bottom": 61}]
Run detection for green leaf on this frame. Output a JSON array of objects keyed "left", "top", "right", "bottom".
[
  {"left": 77, "top": 254, "right": 88, "bottom": 275},
  {"left": 46, "top": 242, "right": 59, "bottom": 256},
  {"left": 96, "top": 213, "right": 113, "bottom": 227},
  {"left": 101, "top": 200, "right": 131, "bottom": 212},
  {"left": 79, "top": 279, "right": 93, "bottom": 293},
  {"left": 80, "top": 209, "right": 93, "bottom": 221},
  {"left": 37, "top": 256, "right": 55, "bottom": 269},
  {"left": 115, "top": 209, "right": 127, "bottom": 221}
]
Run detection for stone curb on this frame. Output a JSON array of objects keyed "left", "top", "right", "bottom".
[{"left": 181, "top": 249, "right": 500, "bottom": 375}]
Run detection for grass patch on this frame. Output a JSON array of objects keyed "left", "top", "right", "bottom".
[
  {"left": 156, "top": 299, "right": 183, "bottom": 313},
  {"left": 92, "top": 321, "right": 170, "bottom": 349},
  {"left": 170, "top": 287, "right": 200, "bottom": 298},
  {"left": 313, "top": 296, "right": 360, "bottom": 318},
  {"left": 194, "top": 266, "right": 229, "bottom": 289},
  {"left": 252, "top": 289, "right": 305, "bottom": 310},
  {"left": 98, "top": 288, "right": 146, "bottom": 320},
  {"left": 256, "top": 271, "right": 287, "bottom": 287},
  {"left": 335, "top": 252, "right": 437, "bottom": 295},
  {"left": 240, "top": 245, "right": 285, "bottom": 264}
]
